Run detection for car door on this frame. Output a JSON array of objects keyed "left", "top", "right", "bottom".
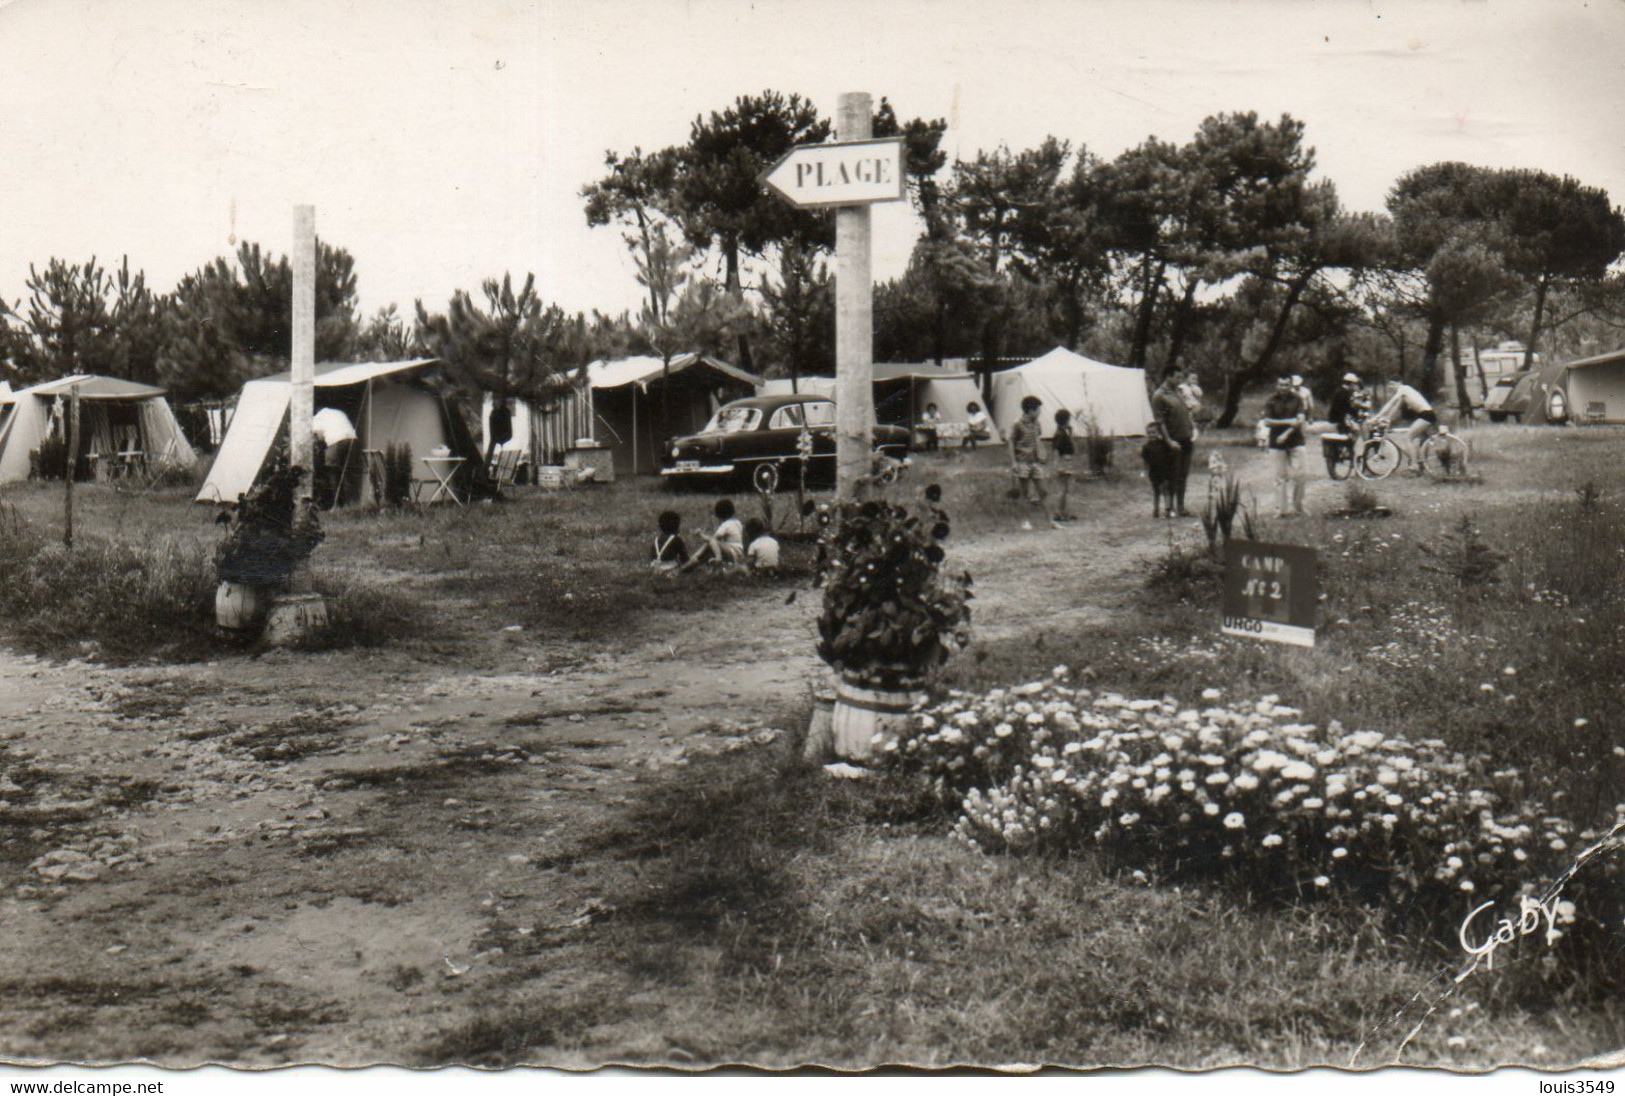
[
  {"left": 799, "top": 400, "right": 838, "bottom": 462},
  {"left": 753, "top": 402, "right": 806, "bottom": 466}
]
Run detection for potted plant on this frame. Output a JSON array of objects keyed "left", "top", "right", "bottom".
[
  {"left": 813, "top": 485, "right": 971, "bottom": 760},
  {"left": 214, "top": 457, "right": 323, "bottom": 630}
]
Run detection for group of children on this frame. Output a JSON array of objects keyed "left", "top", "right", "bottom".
[
  {"left": 1007, "top": 396, "right": 1080, "bottom": 528},
  {"left": 651, "top": 498, "right": 781, "bottom": 576}
]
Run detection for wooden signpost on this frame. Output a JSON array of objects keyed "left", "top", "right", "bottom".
[
  {"left": 1221, "top": 539, "right": 1318, "bottom": 647},
  {"left": 760, "top": 92, "right": 905, "bottom": 501}
]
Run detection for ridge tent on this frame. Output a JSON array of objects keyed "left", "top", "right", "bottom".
[
  {"left": 585, "top": 353, "right": 760, "bottom": 475},
  {"left": 0, "top": 374, "right": 196, "bottom": 484},
  {"left": 989, "top": 347, "right": 1153, "bottom": 438},
  {"left": 196, "top": 358, "right": 481, "bottom": 505}
]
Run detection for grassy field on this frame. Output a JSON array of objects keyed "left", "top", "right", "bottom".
[{"left": 0, "top": 424, "right": 1621, "bottom": 1068}]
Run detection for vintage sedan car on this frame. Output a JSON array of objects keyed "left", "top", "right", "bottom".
[
  {"left": 1484, "top": 370, "right": 1536, "bottom": 422},
  {"left": 661, "top": 394, "right": 911, "bottom": 488}
]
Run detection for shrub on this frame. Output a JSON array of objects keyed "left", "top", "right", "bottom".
[
  {"left": 1419, "top": 515, "right": 1506, "bottom": 592},
  {"left": 886, "top": 675, "right": 1624, "bottom": 949},
  {"left": 814, "top": 488, "right": 971, "bottom": 689},
  {"left": 1081, "top": 414, "right": 1114, "bottom": 476}
]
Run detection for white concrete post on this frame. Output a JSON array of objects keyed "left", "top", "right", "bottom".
[
  {"left": 290, "top": 205, "right": 316, "bottom": 509},
  {"left": 834, "top": 92, "right": 875, "bottom": 501}
]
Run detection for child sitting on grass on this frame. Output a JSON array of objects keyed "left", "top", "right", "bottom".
[
  {"left": 744, "top": 517, "right": 781, "bottom": 575},
  {"left": 680, "top": 498, "right": 745, "bottom": 572},
  {"left": 650, "top": 509, "right": 689, "bottom": 572}
]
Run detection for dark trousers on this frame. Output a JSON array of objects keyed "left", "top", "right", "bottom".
[{"left": 1171, "top": 438, "right": 1194, "bottom": 511}]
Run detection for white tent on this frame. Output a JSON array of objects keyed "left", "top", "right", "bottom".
[
  {"left": 0, "top": 374, "right": 197, "bottom": 484},
  {"left": 197, "top": 359, "right": 480, "bottom": 505},
  {"left": 989, "top": 347, "right": 1153, "bottom": 438}
]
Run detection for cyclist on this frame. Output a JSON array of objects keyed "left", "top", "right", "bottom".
[
  {"left": 1321, "top": 372, "right": 1369, "bottom": 477},
  {"left": 1372, "top": 373, "right": 1439, "bottom": 471}
]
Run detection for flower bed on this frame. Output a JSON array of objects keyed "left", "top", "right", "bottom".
[{"left": 886, "top": 671, "right": 1623, "bottom": 943}]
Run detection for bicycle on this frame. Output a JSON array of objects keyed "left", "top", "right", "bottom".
[
  {"left": 1417, "top": 422, "right": 1472, "bottom": 478},
  {"left": 1323, "top": 418, "right": 1401, "bottom": 481}
]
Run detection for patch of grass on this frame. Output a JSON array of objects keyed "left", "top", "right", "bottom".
[
  {"left": 420, "top": 1002, "right": 604, "bottom": 1067},
  {"left": 432, "top": 746, "right": 1622, "bottom": 1067}
]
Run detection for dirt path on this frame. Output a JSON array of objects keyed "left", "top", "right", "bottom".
[{"left": 1, "top": 447, "right": 1482, "bottom": 1065}]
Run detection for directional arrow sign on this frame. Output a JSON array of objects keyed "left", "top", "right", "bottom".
[{"left": 760, "top": 137, "right": 906, "bottom": 209}]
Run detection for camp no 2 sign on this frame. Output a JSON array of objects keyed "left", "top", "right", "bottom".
[{"left": 1221, "top": 539, "right": 1317, "bottom": 648}]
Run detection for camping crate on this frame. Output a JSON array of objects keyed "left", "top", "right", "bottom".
[{"left": 534, "top": 465, "right": 569, "bottom": 490}]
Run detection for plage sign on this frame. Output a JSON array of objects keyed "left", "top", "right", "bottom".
[
  {"left": 759, "top": 138, "right": 906, "bottom": 209},
  {"left": 1221, "top": 539, "right": 1317, "bottom": 647}
]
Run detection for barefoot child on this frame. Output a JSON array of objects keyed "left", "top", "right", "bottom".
[
  {"left": 680, "top": 498, "right": 746, "bottom": 572},
  {"left": 1009, "top": 396, "right": 1062, "bottom": 529}
]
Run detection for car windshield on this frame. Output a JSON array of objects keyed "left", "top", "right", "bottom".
[{"left": 703, "top": 406, "right": 761, "bottom": 434}]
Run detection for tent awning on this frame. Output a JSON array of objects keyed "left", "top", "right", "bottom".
[
  {"left": 588, "top": 353, "right": 761, "bottom": 392},
  {"left": 1563, "top": 348, "right": 1625, "bottom": 372},
  {"left": 15, "top": 374, "right": 168, "bottom": 400},
  {"left": 251, "top": 358, "right": 445, "bottom": 387}
]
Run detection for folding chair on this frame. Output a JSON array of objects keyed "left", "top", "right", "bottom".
[
  {"left": 487, "top": 448, "right": 522, "bottom": 488},
  {"left": 114, "top": 427, "right": 145, "bottom": 479}
]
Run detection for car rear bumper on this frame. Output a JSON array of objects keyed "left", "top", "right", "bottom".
[{"left": 659, "top": 464, "right": 735, "bottom": 477}]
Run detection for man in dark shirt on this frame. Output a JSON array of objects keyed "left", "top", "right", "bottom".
[
  {"left": 1260, "top": 376, "right": 1308, "bottom": 517},
  {"left": 1151, "top": 368, "right": 1196, "bottom": 517},
  {"left": 485, "top": 398, "right": 515, "bottom": 471}
]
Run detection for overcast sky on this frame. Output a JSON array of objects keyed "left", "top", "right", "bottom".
[{"left": 1, "top": 0, "right": 1621, "bottom": 324}]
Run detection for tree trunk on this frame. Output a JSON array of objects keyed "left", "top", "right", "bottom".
[
  {"left": 1129, "top": 256, "right": 1165, "bottom": 372},
  {"left": 1524, "top": 270, "right": 1550, "bottom": 369},
  {"left": 1450, "top": 323, "right": 1475, "bottom": 421},
  {"left": 1164, "top": 278, "right": 1200, "bottom": 376},
  {"left": 1418, "top": 314, "right": 1446, "bottom": 399},
  {"left": 724, "top": 242, "right": 753, "bottom": 373},
  {"left": 1214, "top": 269, "right": 1314, "bottom": 428}
]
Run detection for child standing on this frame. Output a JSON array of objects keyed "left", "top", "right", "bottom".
[
  {"left": 650, "top": 509, "right": 689, "bottom": 571},
  {"left": 1051, "top": 409, "right": 1077, "bottom": 522},
  {"left": 1010, "top": 396, "right": 1062, "bottom": 529}
]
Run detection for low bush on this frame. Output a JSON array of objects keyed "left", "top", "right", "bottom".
[
  {"left": 0, "top": 512, "right": 217, "bottom": 662},
  {"left": 886, "top": 675, "right": 1624, "bottom": 969}
]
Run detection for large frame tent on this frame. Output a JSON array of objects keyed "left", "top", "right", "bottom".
[
  {"left": 989, "top": 347, "right": 1154, "bottom": 438},
  {"left": 0, "top": 374, "right": 196, "bottom": 484},
  {"left": 197, "top": 359, "right": 481, "bottom": 505},
  {"left": 585, "top": 353, "right": 761, "bottom": 476}
]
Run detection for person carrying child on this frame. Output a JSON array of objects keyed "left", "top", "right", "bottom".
[
  {"left": 743, "top": 517, "right": 781, "bottom": 575},
  {"left": 650, "top": 509, "right": 689, "bottom": 572},
  {"left": 680, "top": 498, "right": 746, "bottom": 572}
]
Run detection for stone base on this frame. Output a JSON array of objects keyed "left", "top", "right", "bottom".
[{"left": 264, "top": 593, "right": 330, "bottom": 646}]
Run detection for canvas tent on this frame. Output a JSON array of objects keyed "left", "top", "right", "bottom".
[
  {"left": 757, "top": 363, "right": 1001, "bottom": 440},
  {"left": 197, "top": 358, "right": 480, "bottom": 505},
  {"left": 583, "top": 353, "right": 760, "bottom": 475},
  {"left": 1538, "top": 348, "right": 1625, "bottom": 424},
  {"left": 0, "top": 374, "right": 196, "bottom": 484},
  {"left": 989, "top": 347, "right": 1153, "bottom": 438}
]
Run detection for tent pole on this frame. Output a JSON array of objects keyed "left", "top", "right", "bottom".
[{"left": 632, "top": 384, "right": 638, "bottom": 476}]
